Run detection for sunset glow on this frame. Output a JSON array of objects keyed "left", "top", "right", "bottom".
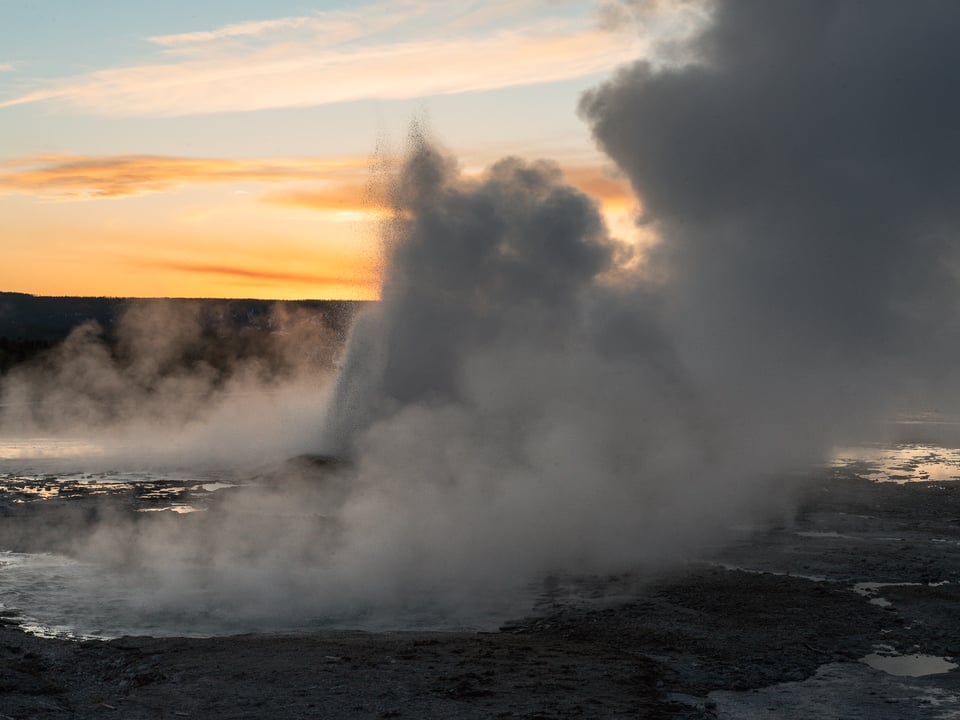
[{"left": 0, "top": 0, "right": 699, "bottom": 299}]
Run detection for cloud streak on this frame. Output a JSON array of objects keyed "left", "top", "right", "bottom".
[
  {"left": 0, "top": 154, "right": 370, "bottom": 199},
  {"left": 261, "top": 182, "right": 377, "bottom": 215},
  {"left": 132, "top": 258, "right": 376, "bottom": 290},
  {"left": 264, "top": 162, "right": 633, "bottom": 216},
  {"left": 0, "top": 4, "right": 651, "bottom": 117},
  {"left": 0, "top": 152, "right": 631, "bottom": 226},
  {"left": 148, "top": 16, "right": 325, "bottom": 47},
  {"left": 146, "top": 0, "right": 441, "bottom": 50}
]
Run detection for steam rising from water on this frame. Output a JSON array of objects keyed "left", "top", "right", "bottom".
[
  {"left": 3, "top": 0, "right": 960, "bottom": 632},
  {"left": 1, "top": 301, "right": 338, "bottom": 468}
]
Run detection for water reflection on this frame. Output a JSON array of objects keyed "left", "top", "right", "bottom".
[
  {"left": 831, "top": 443, "right": 960, "bottom": 482},
  {"left": 0, "top": 437, "right": 105, "bottom": 460}
]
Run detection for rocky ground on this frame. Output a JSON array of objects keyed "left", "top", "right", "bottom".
[{"left": 1, "top": 468, "right": 959, "bottom": 718}]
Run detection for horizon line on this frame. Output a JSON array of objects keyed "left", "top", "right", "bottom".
[{"left": 0, "top": 290, "right": 375, "bottom": 303}]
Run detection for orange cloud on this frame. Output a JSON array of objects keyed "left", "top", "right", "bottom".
[
  {"left": 134, "top": 258, "right": 372, "bottom": 287},
  {"left": 0, "top": 154, "right": 639, "bottom": 225},
  {"left": 124, "top": 256, "right": 380, "bottom": 300},
  {"left": 261, "top": 180, "right": 382, "bottom": 216},
  {"left": 0, "top": 154, "right": 371, "bottom": 199},
  {"left": 562, "top": 165, "right": 637, "bottom": 212}
]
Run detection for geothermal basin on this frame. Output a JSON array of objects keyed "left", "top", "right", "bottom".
[{"left": 0, "top": 435, "right": 959, "bottom": 718}]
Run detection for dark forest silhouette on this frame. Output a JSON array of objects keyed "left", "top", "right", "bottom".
[{"left": 0, "top": 292, "right": 367, "bottom": 375}]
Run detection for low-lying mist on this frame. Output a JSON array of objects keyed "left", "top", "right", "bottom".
[
  {"left": 3, "top": 0, "right": 959, "bottom": 631},
  {"left": 0, "top": 300, "right": 342, "bottom": 469}
]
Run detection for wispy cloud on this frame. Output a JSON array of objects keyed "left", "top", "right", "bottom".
[
  {"left": 148, "top": 0, "right": 554, "bottom": 50},
  {"left": 132, "top": 258, "right": 375, "bottom": 289},
  {"left": 0, "top": 0, "right": 648, "bottom": 117},
  {"left": 146, "top": 0, "right": 427, "bottom": 50},
  {"left": 0, "top": 63, "right": 15, "bottom": 72},
  {"left": 0, "top": 154, "right": 370, "bottom": 199},
  {"left": 149, "top": 16, "right": 322, "bottom": 47},
  {"left": 0, "top": 151, "right": 638, "bottom": 256},
  {"left": 262, "top": 181, "right": 379, "bottom": 216}
]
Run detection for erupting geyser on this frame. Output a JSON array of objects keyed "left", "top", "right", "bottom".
[{"left": 3, "top": 0, "right": 960, "bottom": 635}]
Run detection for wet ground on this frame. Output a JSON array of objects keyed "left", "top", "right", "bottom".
[{"left": 0, "top": 451, "right": 959, "bottom": 717}]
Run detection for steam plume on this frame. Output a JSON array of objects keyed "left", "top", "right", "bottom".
[
  {"left": 581, "top": 0, "right": 960, "bottom": 438},
  {"left": 5, "top": 0, "right": 960, "bottom": 629}
]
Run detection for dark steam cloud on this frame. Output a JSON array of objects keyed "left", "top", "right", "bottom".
[
  {"left": 581, "top": 0, "right": 960, "bottom": 437},
  {"left": 323, "top": 138, "right": 619, "bottom": 452}
]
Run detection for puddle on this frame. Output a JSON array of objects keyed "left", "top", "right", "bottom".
[
  {"left": 136, "top": 505, "right": 203, "bottom": 514},
  {"left": 852, "top": 580, "right": 950, "bottom": 607},
  {"left": 197, "top": 482, "right": 238, "bottom": 493},
  {"left": 853, "top": 581, "right": 919, "bottom": 607},
  {"left": 861, "top": 652, "right": 958, "bottom": 677},
  {"left": 853, "top": 582, "right": 920, "bottom": 607}
]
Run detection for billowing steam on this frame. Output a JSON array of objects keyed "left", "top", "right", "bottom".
[
  {"left": 317, "top": 133, "right": 744, "bottom": 601},
  {"left": 3, "top": 0, "right": 960, "bottom": 628},
  {"left": 580, "top": 0, "right": 960, "bottom": 442}
]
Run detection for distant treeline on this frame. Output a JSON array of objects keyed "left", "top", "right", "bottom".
[{"left": 0, "top": 292, "right": 368, "bottom": 374}]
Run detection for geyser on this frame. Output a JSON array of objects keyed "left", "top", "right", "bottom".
[
  {"left": 4, "top": 0, "right": 960, "bottom": 634},
  {"left": 314, "top": 133, "right": 787, "bottom": 603}
]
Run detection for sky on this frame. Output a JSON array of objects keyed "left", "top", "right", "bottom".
[{"left": 0, "top": 0, "right": 706, "bottom": 300}]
